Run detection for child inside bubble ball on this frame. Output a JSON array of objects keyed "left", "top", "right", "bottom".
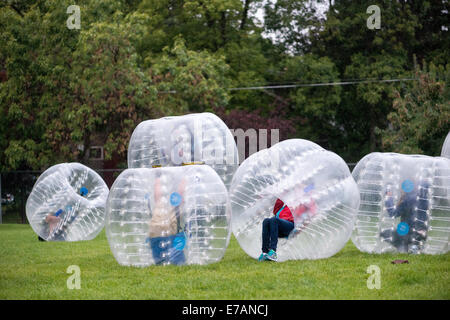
[
  {"left": 381, "top": 180, "right": 430, "bottom": 253},
  {"left": 39, "top": 187, "right": 89, "bottom": 241},
  {"left": 170, "top": 123, "right": 195, "bottom": 165},
  {"left": 146, "top": 174, "right": 187, "bottom": 265},
  {"left": 259, "top": 184, "right": 317, "bottom": 262},
  {"left": 45, "top": 209, "right": 63, "bottom": 236}
]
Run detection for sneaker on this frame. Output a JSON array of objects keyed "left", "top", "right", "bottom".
[
  {"left": 258, "top": 252, "right": 267, "bottom": 262},
  {"left": 266, "top": 249, "right": 277, "bottom": 262}
]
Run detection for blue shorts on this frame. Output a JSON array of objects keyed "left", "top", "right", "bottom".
[{"left": 146, "top": 232, "right": 186, "bottom": 265}]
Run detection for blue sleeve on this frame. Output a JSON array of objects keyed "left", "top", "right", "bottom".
[
  {"left": 393, "top": 198, "right": 412, "bottom": 218},
  {"left": 54, "top": 209, "right": 64, "bottom": 217},
  {"left": 385, "top": 197, "right": 397, "bottom": 217}
]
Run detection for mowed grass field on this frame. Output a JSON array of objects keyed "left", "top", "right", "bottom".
[{"left": 0, "top": 224, "right": 449, "bottom": 299}]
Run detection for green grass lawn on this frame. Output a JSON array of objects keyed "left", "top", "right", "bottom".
[{"left": 0, "top": 224, "right": 449, "bottom": 299}]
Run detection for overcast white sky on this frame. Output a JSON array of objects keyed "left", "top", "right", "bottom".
[
  {"left": 253, "top": 0, "right": 330, "bottom": 25},
  {"left": 249, "top": 0, "right": 330, "bottom": 52}
]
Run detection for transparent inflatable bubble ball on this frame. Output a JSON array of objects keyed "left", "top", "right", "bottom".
[
  {"left": 106, "top": 165, "right": 231, "bottom": 267},
  {"left": 229, "top": 139, "right": 360, "bottom": 261},
  {"left": 351, "top": 153, "right": 450, "bottom": 254},
  {"left": 127, "top": 112, "right": 239, "bottom": 188},
  {"left": 26, "top": 163, "right": 109, "bottom": 241},
  {"left": 441, "top": 131, "right": 450, "bottom": 159}
]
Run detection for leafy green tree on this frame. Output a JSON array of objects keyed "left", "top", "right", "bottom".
[
  {"left": 380, "top": 63, "right": 450, "bottom": 155},
  {"left": 0, "top": 1, "right": 74, "bottom": 170},
  {"left": 1, "top": 0, "right": 448, "bottom": 171},
  {"left": 0, "top": 2, "right": 158, "bottom": 170},
  {"left": 150, "top": 37, "right": 231, "bottom": 113},
  {"left": 273, "top": 54, "right": 341, "bottom": 148},
  {"left": 263, "top": 0, "right": 325, "bottom": 54},
  {"left": 137, "top": 0, "right": 264, "bottom": 53},
  {"left": 136, "top": 0, "right": 273, "bottom": 113},
  {"left": 307, "top": 0, "right": 422, "bottom": 160},
  {"left": 64, "top": 11, "right": 161, "bottom": 163},
  {"left": 405, "top": 0, "right": 450, "bottom": 67},
  {"left": 0, "top": 1, "right": 232, "bottom": 170}
]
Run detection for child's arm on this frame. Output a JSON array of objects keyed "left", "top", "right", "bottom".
[
  {"left": 154, "top": 178, "right": 162, "bottom": 203},
  {"left": 306, "top": 199, "right": 317, "bottom": 216},
  {"left": 384, "top": 195, "right": 397, "bottom": 217},
  {"left": 178, "top": 178, "right": 186, "bottom": 197}
]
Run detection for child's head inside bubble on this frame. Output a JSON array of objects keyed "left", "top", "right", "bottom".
[{"left": 170, "top": 123, "right": 194, "bottom": 165}]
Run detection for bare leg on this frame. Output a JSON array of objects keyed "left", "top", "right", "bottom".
[{"left": 45, "top": 215, "right": 61, "bottom": 234}]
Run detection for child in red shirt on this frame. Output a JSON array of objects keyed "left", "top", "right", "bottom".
[
  {"left": 259, "top": 199, "right": 294, "bottom": 262},
  {"left": 259, "top": 195, "right": 316, "bottom": 262}
]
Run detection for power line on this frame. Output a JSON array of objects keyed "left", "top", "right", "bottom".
[
  {"left": 229, "top": 78, "right": 417, "bottom": 91},
  {"left": 158, "top": 78, "right": 417, "bottom": 93}
]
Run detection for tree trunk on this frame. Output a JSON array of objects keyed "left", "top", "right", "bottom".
[
  {"left": 369, "top": 112, "right": 376, "bottom": 152},
  {"left": 240, "top": 0, "right": 251, "bottom": 30},
  {"left": 220, "top": 11, "right": 227, "bottom": 45},
  {"left": 10, "top": 5, "right": 24, "bottom": 17}
]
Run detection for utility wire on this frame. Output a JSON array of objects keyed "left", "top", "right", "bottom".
[
  {"left": 158, "top": 78, "right": 417, "bottom": 93},
  {"left": 229, "top": 78, "right": 417, "bottom": 91}
]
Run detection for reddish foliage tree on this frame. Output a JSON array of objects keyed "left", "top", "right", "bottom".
[{"left": 214, "top": 103, "right": 298, "bottom": 160}]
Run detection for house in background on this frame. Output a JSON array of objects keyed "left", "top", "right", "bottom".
[{"left": 81, "top": 134, "right": 123, "bottom": 188}]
